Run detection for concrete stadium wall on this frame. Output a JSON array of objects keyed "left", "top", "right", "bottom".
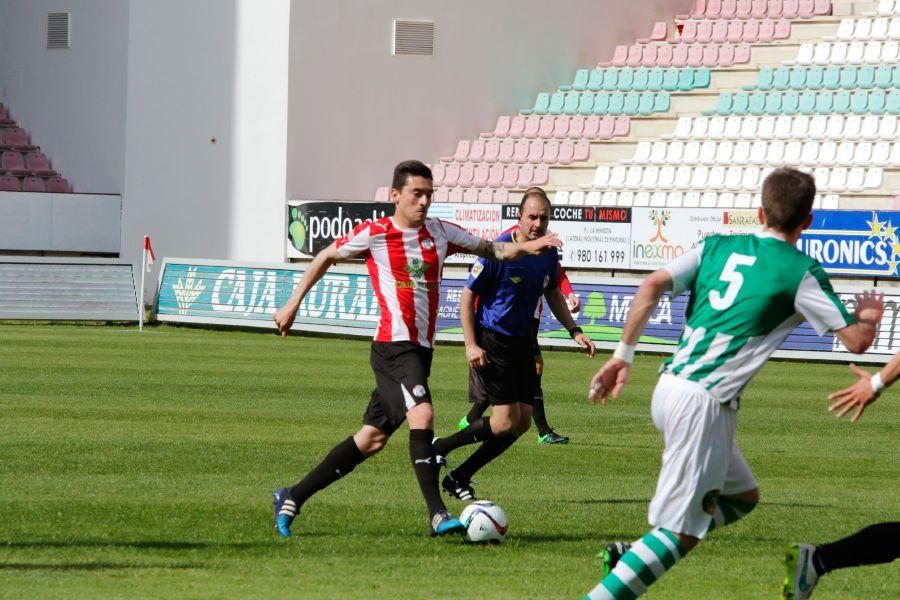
[{"left": 287, "top": 0, "right": 691, "bottom": 201}]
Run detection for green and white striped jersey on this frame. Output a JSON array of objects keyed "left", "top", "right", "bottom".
[{"left": 660, "top": 232, "right": 853, "bottom": 405}]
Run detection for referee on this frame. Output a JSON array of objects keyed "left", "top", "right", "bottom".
[{"left": 434, "top": 187, "right": 595, "bottom": 501}]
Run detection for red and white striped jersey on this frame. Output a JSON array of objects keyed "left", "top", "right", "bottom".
[{"left": 336, "top": 216, "right": 483, "bottom": 348}]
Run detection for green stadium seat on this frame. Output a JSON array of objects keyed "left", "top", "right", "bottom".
[
  {"left": 752, "top": 67, "right": 774, "bottom": 91},
  {"left": 548, "top": 92, "right": 566, "bottom": 115},
  {"left": 749, "top": 91, "right": 767, "bottom": 115},
  {"left": 732, "top": 92, "right": 750, "bottom": 115},
  {"left": 637, "top": 92, "right": 654, "bottom": 115},
  {"left": 875, "top": 65, "right": 893, "bottom": 89},
  {"left": 799, "top": 91, "right": 817, "bottom": 114},
  {"left": 647, "top": 67, "right": 665, "bottom": 91},
  {"left": 773, "top": 67, "right": 791, "bottom": 91},
  {"left": 887, "top": 91, "right": 900, "bottom": 114},
  {"left": 588, "top": 69, "right": 605, "bottom": 91},
  {"left": 633, "top": 68, "right": 650, "bottom": 91},
  {"left": 603, "top": 69, "right": 619, "bottom": 91},
  {"left": 531, "top": 93, "right": 550, "bottom": 115},
  {"left": 712, "top": 92, "right": 733, "bottom": 116},
  {"left": 833, "top": 91, "right": 851, "bottom": 114},
  {"left": 858, "top": 66, "right": 876, "bottom": 89},
  {"left": 840, "top": 67, "right": 858, "bottom": 90},
  {"left": 822, "top": 66, "right": 841, "bottom": 90},
  {"left": 694, "top": 68, "right": 711, "bottom": 89},
  {"left": 653, "top": 91, "right": 671, "bottom": 113},
  {"left": 815, "top": 90, "right": 834, "bottom": 113},
  {"left": 623, "top": 91, "right": 640, "bottom": 115},
  {"left": 870, "top": 89, "right": 887, "bottom": 115},
  {"left": 789, "top": 67, "right": 807, "bottom": 91},
  {"left": 609, "top": 91, "right": 626, "bottom": 114},
  {"left": 662, "top": 67, "right": 680, "bottom": 92},
  {"left": 851, "top": 90, "right": 868, "bottom": 115},
  {"left": 572, "top": 69, "right": 590, "bottom": 91},
  {"left": 617, "top": 68, "right": 635, "bottom": 92},
  {"left": 891, "top": 66, "right": 900, "bottom": 89},
  {"left": 806, "top": 67, "right": 824, "bottom": 91},
  {"left": 783, "top": 91, "right": 800, "bottom": 115},
  {"left": 562, "top": 92, "right": 578, "bottom": 115},
  {"left": 593, "top": 92, "right": 610, "bottom": 115},
  {"left": 578, "top": 92, "right": 595, "bottom": 115},
  {"left": 678, "top": 67, "right": 696, "bottom": 92},
  {"left": 765, "top": 91, "right": 783, "bottom": 115}
]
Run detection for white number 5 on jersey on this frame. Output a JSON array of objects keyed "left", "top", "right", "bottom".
[{"left": 709, "top": 253, "right": 757, "bottom": 311}]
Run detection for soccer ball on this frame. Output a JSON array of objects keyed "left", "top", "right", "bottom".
[{"left": 459, "top": 500, "right": 508, "bottom": 544}]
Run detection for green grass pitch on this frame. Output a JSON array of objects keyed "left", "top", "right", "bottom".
[{"left": 0, "top": 324, "right": 897, "bottom": 599}]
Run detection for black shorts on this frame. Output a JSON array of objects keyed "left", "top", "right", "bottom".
[
  {"left": 363, "top": 342, "right": 433, "bottom": 435},
  {"left": 531, "top": 318, "right": 542, "bottom": 358},
  {"left": 469, "top": 327, "right": 538, "bottom": 406}
]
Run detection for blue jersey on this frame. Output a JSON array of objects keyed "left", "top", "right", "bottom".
[{"left": 466, "top": 230, "right": 559, "bottom": 337}]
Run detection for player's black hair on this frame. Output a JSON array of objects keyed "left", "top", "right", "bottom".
[
  {"left": 392, "top": 160, "right": 433, "bottom": 192},
  {"left": 761, "top": 167, "right": 816, "bottom": 232}
]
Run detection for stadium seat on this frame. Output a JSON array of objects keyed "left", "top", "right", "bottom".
[
  {"left": 1, "top": 151, "right": 27, "bottom": 176},
  {"left": 432, "top": 187, "right": 448, "bottom": 203},
  {"left": 473, "top": 163, "right": 489, "bottom": 187},
  {"left": 0, "top": 175, "right": 20, "bottom": 191},
  {"left": 458, "top": 163, "right": 474, "bottom": 187},
  {"left": 22, "top": 176, "right": 45, "bottom": 192}
]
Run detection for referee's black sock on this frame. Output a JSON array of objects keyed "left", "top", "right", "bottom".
[
  {"left": 532, "top": 378, "right": 552, "bottom": 436},
  {"left": 451, "top": 433, "right": 518, "bottom": 482},
  {"left": 409, "top": 428, "right": 445, "bottom": 518},
  {"left": 466, "top": 401, "right": 489, "bottom": 424},
  {"left": 288, "top": 436, "right": 366, "bottom": 507},
  {"left": 433, "top": 417, "right": 494, "bottom": 456},
  {"left": 814, "top": 522, "right": 900, "bottom": 575}
]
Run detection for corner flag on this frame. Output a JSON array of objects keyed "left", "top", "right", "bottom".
[{"left": 143, "top": 236, "right": 156, "bottom": 272}]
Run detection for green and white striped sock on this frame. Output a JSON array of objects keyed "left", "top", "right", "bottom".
[
  {"left": 584, "top": 528, "right": 685, "bottom": 600},
  {"left": 707, "top": 496, "right": 757, "bottom": 534}
]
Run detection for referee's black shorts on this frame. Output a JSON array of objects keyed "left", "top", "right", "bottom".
[
  {"left": 469, "top": 327, "right": 538, "bottom": 406},
  {"left": 363, "top": 341, "right": 433, "bottom": 435},
  {"left": 530, "top": 318, "right": 542, "bottom": 358}
]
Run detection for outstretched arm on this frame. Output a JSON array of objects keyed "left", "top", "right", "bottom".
[
  {"left": 828, "top": 348, "right": 900, "bottom": 422},
  {"left": 471, "top": 234, "right": 562, "bottom": 262},
  {"left": 833, "top": 290, "right": 884, "bottom": 354},
  {"left": 588, "top": 269, "right": 673, "bottom": 404},
  {"left": 273, "top": 243, "right": 342, "bottom": 336}
]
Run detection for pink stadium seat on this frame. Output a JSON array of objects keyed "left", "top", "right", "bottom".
[
  {"left": 693, "top": 44, "right": 711, "bottom": 67},
  {"left": 639, "top": 22, "right": 667, "bottom": 43},
  {"left": 0, "top": 175, "right": 19, "bottom": 191},
  {"left": 493, "top": 188, "right": 509, "bottom": 204},
  {"left": 782, "top": 0, "right": 799, "bottom": 19},
  {"left": 458, "top": 163, "right": 474, "bottom": 187},
  {"left": 573, "top": 140, "right": 591, "bottom": 162},
  {"left": 443, "top": 163, "right": 460, "bottom": 187},
  {"left": 736, "top": 0, "right": 753, "bottom": 18},
  {"left": 757, "top": 19, "right": 775, "bottom": 41},
  {"left": 598, "top": 115, "right": 616, "bottom": 139},
  {"left": 583, "top": 115, "right": 601, "bottom": 139},
  {"left": 727, "top": 20, "right": 744, "bottom": 42},
  {"left": 431, "top": 163, "right": 445, "bottom": 186},
  {"left": 508, "top": 115, "right": 526, "bottom": 138},
  {"left": 614, "top": 116, "right": 631, "bottom": 137},
  {"left": 685, "top": 0, "right": 707, "bottom": 19},
  {"left": 770, "top": 0, "right": 784, "bottom": 17},
  {"left": 773, "top": 19, "right": 791, "bottom": 39},
  {"left": 453, "top": 140, "right": 470, "bottom": 162},
  {"left": 721, "top": 0, "right": 738, "bottom": 18},
  {"left": 743, "top": 19, "right": 760, "bottom": 42},
  {"left": 533, "top": 164, "right": 549, "bottom": 185},
  {"left": 527, "top": 140, "right": 543, "bottom": 163},
  {"left": 498, "top": 139, "right": 515, "bottom": 163},
  {"left": 707, "top": 0, "right": 723, "bottom": 19},
  {"left": 603, "top": 45, "right": 628, "bottom": 68},
  {"left": 513, "top": 139, "right": 529, "bottom": 163},
  {"left": 814, "top": 0, "right": 830, "bottom": 15},
  {"left": 492, "top": 116, "right": 510, "bottom": 137},
  {"left": 558, "top": 139, "right": 575, "bottom": 165},
  {"left": 473, "top": 163, "right": 489, "bottom": 187},
  {"left": 2, "top": 127, "right": 30, "bottom": 149},
  {"left": 24, "top": 152, "right": 54, "bottom": 176},
  {"left": 680, "top": 20, "right": 698, "bottom": 43},
  {"left": 538, "top": 115, "right": 555, "bottom": 139},
  {"left": 375, "top": 186, "right": 390, "bottom": 202},
  {"left": 734, "top": 43, "right": 751, "bottom": 63},
  {"left": 543, "top": 139, "right": 559, "bottom": 163},
  {"left": 798, "top": 0, "right": 815, "bottom": 18},
  {"left": 484, "top": 139, "right": 500, "bottom": 163},
  {"left": 656, "top": 44, "right": 674, "bottom": 67},
  {"left": 488, "top": 163, "right": 504, "bottom": 187},
  {"left": 626, "top": 45, "right": 643, "bottom": 67},
  {"left": 568, "top": 115, "right": 584, "bottom": 139},
  {"left": 477, "top": 188, "right": 493, "bottom": 204},
  {"left": 433, "top": 187, "right": 449, "bottom": 203},
  {"left": 469, "top": 139, "right": 485, "bottom": 162},
  {"left": 446, "top": 187, "right": 461, "bottom": 203},
  {"left": 1, "top": 150, "right": 26, "bottom": 175},
  {"left": 713, "top": 21, "right": 730, "bottom": 43},
  {"left": 697, "top": 20, "right": 714, "bottom": 43},
  {"left": 751, "top": 0, "right": 768, "bottom": 18},
  {"left": 523, "top": 116, "right": 540, "bottom": 138},
  {"left": 22, "top": 177, "right": 47, "bottom": 193},
  {"left": 672, "top": 44, "right": 690, "bottom": 67},
  {"left": 715, "top": 43, "right": 733, "bottom": 66},
  {"left": 641, "top": 44, "right": 659, "bottom": 66},
  {"left": 502, "top": 164, "right": 518, "bottom": 188},
  {"left": 553, "top": 116, "right": 570, "bottom": 138},
  {"left": 517, "top": 164, "right": 534, "bottom": 187},
  {"left": 463, "top": 188, "right": 478, "bottom": 203}
]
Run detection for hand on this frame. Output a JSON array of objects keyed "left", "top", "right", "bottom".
[
  {"left": 827, "top": 363, "right": 880, "bottom": 422},
  {"left": 854, "top": 290, "right": 884, "bottom": 327},
  {"left": 273, "top": 303, "right": 298, "bottom": 337},
  {"left": 574, "top": 332, "right": 595, "bottom": 358},
  {"left": 588, "top": 358, "right": 631, "bottom": 404},
  {"left": 466, "top": 343, "right": 489, "bottom": 369},
  {"left": 524, "top": 233, "right": 562, "bottom": 254},
  {"left": 567, "top": 293, "right": 581, "bottom": 313}
]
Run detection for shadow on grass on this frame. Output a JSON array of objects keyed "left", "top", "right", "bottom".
[
  {"left": 0, "top": 562, "right": 202, "bottom": 571},
  {"left": 511, "top": 532, "right": 615, "bottom": 543},
  {"left": 0, "top": 539, "right": 306, "bottom": 550}
]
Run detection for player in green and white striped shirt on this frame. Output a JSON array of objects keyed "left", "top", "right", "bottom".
[{"left": 581, "top": 168, "right": 885, "bottom": 600}]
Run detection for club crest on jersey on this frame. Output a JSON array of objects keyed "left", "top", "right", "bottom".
[
  {"left": 413, "top": 384, "right": 427, "bottom": 398},
  {"left": 399, "top": 258, "right": 435, "bottom": 290},
  {"left": 420, "top": 237, "right": 435, "bottom": 250},
  {"left": 509, "top": 276, "right": 522, "bottom": 284},
  {"left": 471, "top": 262, "right": 484, "bottom": 278}
]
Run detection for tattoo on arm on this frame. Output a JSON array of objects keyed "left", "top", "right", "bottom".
[{"left": 475, "top": 240, "right": 513, "bottom": 261}]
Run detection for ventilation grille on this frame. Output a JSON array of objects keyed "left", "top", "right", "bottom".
[
  {"left": 47, "top": 12, "right": 70, "bottom": 49},
  {"left": 393, "top": 19, "right": 434, "bottom": 56}
]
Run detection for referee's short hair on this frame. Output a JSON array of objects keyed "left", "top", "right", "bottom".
[
  {"left": 519, "top": 186, "right": 551, "bottom": 211},
  {"left": 392, "top": 160, "right": 433, "bottom": 192},
  {"left": 761, "top": 167, "right": 815, "bottom": 232}
]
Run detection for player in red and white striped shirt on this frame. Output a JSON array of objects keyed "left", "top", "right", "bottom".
[{"left": 271, "top": 160, "right": 562, "bottom": 538}]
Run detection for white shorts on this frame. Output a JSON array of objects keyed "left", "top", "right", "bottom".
[{"left": 647, "top": 374, "right": 758, "bottom": 539}]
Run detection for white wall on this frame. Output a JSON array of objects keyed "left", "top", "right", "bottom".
[
  {"left": 287, "top": 0, "right": 690, "bottom": 200},
  {"left": 0, "top": 0, "right": 129, "bottom": 194}
]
